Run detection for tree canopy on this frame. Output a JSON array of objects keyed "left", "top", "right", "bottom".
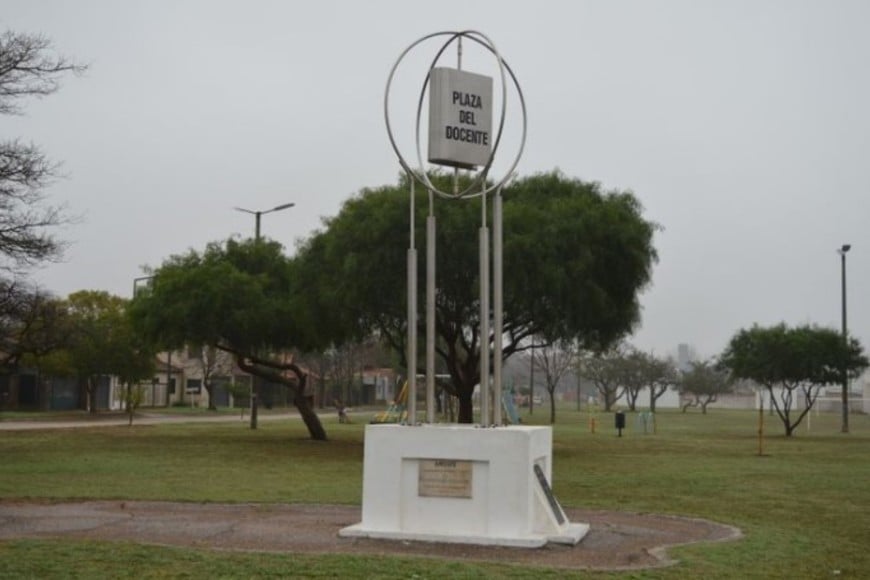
[
  {"left": 678, "top": 359, "right": 732, "bottom": 414},
  {"left": 720, "top": 323, "right": 868, "bottom": 436},
  {"left": 297, "top": 171, "right": 658, "bottom": 422},
  {"left": 129, "top": 238, "right": 327, "bottom": 440},
  {"left": 34, "top": 291, "right": 155, "bottom": 413}
]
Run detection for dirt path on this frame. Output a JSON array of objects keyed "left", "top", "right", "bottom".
[{"left": 0, "top": 500, "right": 741, "bottom": 572}]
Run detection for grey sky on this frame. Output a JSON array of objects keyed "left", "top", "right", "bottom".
[{"left": 4, "top": 1, "right": 869, "bottom": 359}]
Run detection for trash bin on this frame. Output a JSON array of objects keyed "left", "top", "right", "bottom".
[{"left": 615, "top": 411, "right": 625, "bottom": 437}]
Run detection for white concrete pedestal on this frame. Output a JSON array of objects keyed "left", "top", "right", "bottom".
[{"left": 339, "top": 424, "right": 588, "bottom": 548}]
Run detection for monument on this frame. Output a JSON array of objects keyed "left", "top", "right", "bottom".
[{"left": 339, "top": 30, "right": 588, "bottom": 548}]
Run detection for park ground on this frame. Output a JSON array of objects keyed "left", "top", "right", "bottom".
[{"left": 1, "top": 405, "right": 868, "bottom": 578}]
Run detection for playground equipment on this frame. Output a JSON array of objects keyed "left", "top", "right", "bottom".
[
  {"left": 501, "top": 391, "right": 520, "bottom": 425},
  {"left": 635, "top": 411, "right": 656, "bottom": 434},
  {"left": 371, "top": 381, "right": 409, "bottom": 424}
]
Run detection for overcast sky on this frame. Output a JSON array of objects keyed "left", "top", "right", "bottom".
[{"left": 4, "top": 0, "right": 869, "bottom": 359}]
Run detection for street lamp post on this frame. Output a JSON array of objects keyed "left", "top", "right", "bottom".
[
  {"left": 234, "top": 202, "right": 296, "bottom": 242},
  {"left": 233, "top": 202, "right": 296, "bottom": 430},
  {"left": 838, "top": 243, "right": 851, "bottom": 434}
]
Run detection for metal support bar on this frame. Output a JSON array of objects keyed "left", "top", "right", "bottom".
[
  {"left": 407, "top": 248, "right": 418, "bottom": 425},
  {"left": 492, "top": 190, "right": 503, "bottom": 426},
  {"left": 841, "top": 249, "right": 849, "bottom": 433},
  {"left": 406, "top": 174, "right": 417, "bottom": 426},
  {"left": 479, "top": 226, "right": 490, "bottom": 426},
  {"left": 479, "top": 181, "right": 490, "bottom": 426},
  {"left": 426, "top": 213, "right": 436, "bottom": 423}
]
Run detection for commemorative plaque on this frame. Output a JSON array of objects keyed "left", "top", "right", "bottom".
[{"left": 418, "top": 459, "right": 473, "bottom": 498}]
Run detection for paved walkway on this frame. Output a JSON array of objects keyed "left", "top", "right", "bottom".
[
  {"left": 0, "top": 410, "right": 338, "bottom": 431},
  {"left": 0, "top": 500, "right": 742, "bottom": 571}
]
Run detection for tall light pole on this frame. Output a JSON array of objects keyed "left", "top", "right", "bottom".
[
  {"left": 232, "top": 202, "right": 295, "bottom": 429},
  {"left": 234, "top": 202, "right": 296, "bottom": 241},
  {"left": 838, "top": 244, "right": 851, "bottom": 434}
]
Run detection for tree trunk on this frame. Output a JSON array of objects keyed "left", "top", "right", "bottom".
[
  {"left": 205, "top": 383, "right": 217, "bottom": 411},
  {"left": 457, "top": 389, "right": 474, "bottom": 424},
  {"left": 294, "top": 389, "right": 327, "bottom": 441},
  {"left": 232, "top": 355, "right": 327, "bottom": 440},
  {"left": 626, "top": 389, "right": 638, "bottom": 411},
  {"left": 603, "top": 393, "right": 613, "bottom": 412},
  {"left": 549, "top": 390, "right": 556, "bottom": 424},
  {"left": 87, "top": 377, "right": 97, "bottom": 415}
]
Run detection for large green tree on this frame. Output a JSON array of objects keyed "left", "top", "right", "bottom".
[
  {"left": 298, "top": 172, "right": 658, "bottom": 422},
  {"left": 35, "top": 291, "right": 155, "bottom": 413},
  {"left": 721, "top": 324, "right": 868, "bottom": 436},
  {"left": 129, "top": 238, "right": 328, "bottom": 440}
]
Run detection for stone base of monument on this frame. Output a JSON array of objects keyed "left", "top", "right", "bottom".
[{"left": 339, "top": 424, "right": 589, "bottom": 548}]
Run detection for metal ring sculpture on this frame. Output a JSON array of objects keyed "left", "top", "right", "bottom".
[{"left": 384, "top": 30, "right": 527, "bottom": 199}]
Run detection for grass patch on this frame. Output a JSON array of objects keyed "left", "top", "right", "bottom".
[
  {"left": 0, "top": 539, "right": 591, "bottom": 579},
  {"left": 1, "top": 408, "right": 869, "bottom": 578}
]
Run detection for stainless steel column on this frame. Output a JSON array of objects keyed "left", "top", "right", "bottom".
[
  {"left": 492, "top": 189, "right": 503, "bottom": 426},
  {"left": 426, "top": 210, "right": 436, "bottom": 423}
]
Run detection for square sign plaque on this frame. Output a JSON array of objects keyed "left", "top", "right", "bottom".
[
  {"left": 418, "top": 459, "right": 473, "bottom": 498},
  {"left": 428, "top": 67, "right": 493, "bottom": 169}
]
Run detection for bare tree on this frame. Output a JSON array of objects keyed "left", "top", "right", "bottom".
[
  {"left": 678, "top": 359, "right": 732, "bottom": 414},
  {"left": 184, "top": 345, "right": 235, "bottom": 410},
  {"left": 0, "top": 279, "right": 70, "bottom": 368},
  {"left": 329, "top": 343, "right": 361, "bottom": 407},
  {"left": 0, "top": 31, "right": 85, "bottom": 270},
  {"left": 532, "top": 339, "right": 577, "bottom": 424},
  {"left": 618, "top": 348, "right": 647, "bottom": 411},
  {"left": 643, "top": 353, "right": 678, "bottom": 413},
  {"left": 580, "top": 345, "right": 629, "bottom": 412}
]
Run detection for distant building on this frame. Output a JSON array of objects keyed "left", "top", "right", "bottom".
[{"left": 677, "top": 343, "right": 692, "bottom": 372}]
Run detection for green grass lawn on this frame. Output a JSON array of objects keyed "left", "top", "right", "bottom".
[{"left": 1, "top": 407, "right": 868, "bottom": 578}]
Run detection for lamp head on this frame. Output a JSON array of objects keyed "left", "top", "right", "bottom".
[{"left": 841, "top": 244, "right": 851, "bottom": 254}]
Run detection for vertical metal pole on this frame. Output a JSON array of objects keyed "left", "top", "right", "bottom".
[
  {"left": 426, "top": 192, "right": 436, "bottom": 423},
  {"left": 492, "top": 188, "right": 503, "bottom": 426},
  {"left": 408, "top": 249, "right": 418, "bottom": 425},
  {"left": 529, "top": 345, "right": 535, "bottom": 414},
  {"left": 453, "top": 36, "right": 462, "bottom": 196},
  {"left": 757, "top": 390, "right": 764, "bottom": 456},
  {"left": 841, "top": 250, "right": 849, "bottom": 433},
  {"left": 250, "top": 213, "right": 262, "bottom": 427},
  {"left": 166, "top": 351, "right": 172, "bottom": 407},
  {"left": 250, "top": 384, "right": 259, "bottom": 429},
  {"left": 479, "top": 193, "right": 490, "bottom": 426},
  {"left": 407, "top": 175, "right": 417, "bottom": 425}
]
